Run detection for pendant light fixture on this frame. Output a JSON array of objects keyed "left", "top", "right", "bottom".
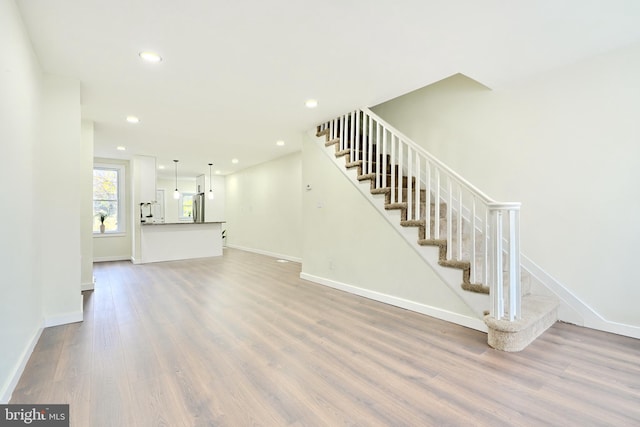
[
  {"left": 208, "top": 163, "right": 214, "bottom": 200},
  {"left": 173, "top": 160, "right": 180, "bottom": 200}
]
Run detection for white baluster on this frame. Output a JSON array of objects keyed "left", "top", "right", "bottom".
[
  {"left": 425, "top": 161, "right": 431, "bottom": 240},
  {"left": 382, "top": 127, "right": 388, "bottom": 191},
  {"left": 434, "top": 169, "right": 440, "bottom": 240},
  {"left": 398, "top": 138, "right": 403, "bottom": 206},
  {"left": 407, "top": 147, "right": 413, "bottom": 220},
  {"left": 484, "top": 207, "right": 489, "bottom": 291},
  {"left": 508, "top": 208, "right": 521, "bottom": 321},
  {"left": 340, "top": 115, "right": 345, "bottom": 151},
  {"left": 491, "top": 208, "right": 504, "bottom": 319},
  {"left": 367, "top": 113, "right": 373, "bottom": 175},
  {"left": 447, "top": 177, "right": 452, "bottom": 260},
  {"left": 457, "top": 185, "right": 462, "bottom": 261},
  {"left": 376, "top": 122, "right": 382, "bottom": 189},
  {"left": 471, "top": 197, "right": 477, "bottom": 284},
  {"left": 416, "top": 154, "right": 422, "bottom": 221},
  {"left": 354, "top": 110, "right": 359, "bottom": 163},
  {"left": 390, "top": 134, "right": 396, "bottom": 203}
]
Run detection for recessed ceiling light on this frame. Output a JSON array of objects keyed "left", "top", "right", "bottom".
[
  {"left": 158, "top": 165, "right": 165, "bottom": 170},
  {"left": 116, "top": 146, "right": 126, "bottom": 151},
  {"left": 305, "top": 99, "right": 318, "bottom": 108},
  {"left": 139, "top": 51, "right": 162, "bottom": 63},
  {"left": 215, "top": 170, "right": 221, "bottom": 175},
  {"left": 231, "top": 158, "right": 239, "bottom": 164},
  {"left": 276, "top": 140, "right": 285, "bottom": 146},
  {"left": 126, "top": 116, "right": 139, "bottom": 123}
]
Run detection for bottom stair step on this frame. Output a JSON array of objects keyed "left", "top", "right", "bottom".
[{"left": 484, "top": 294, "right": 558, "bottom": 352}]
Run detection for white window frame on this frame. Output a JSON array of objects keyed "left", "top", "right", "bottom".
[
  {"left": 179, "top": 192, "right": 194, "bottom": 221},
  {"left": 93, "top": 162, "right": 126, "bottom": 235}
]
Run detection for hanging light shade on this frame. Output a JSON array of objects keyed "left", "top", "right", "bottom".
[
  {"left": 173, "top": 160, "right": 180, "bottom": 200},
  {"left": 208, "top": 163, "right": 214, "bottom": 200}
]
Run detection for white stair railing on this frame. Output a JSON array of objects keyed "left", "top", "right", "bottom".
[{"left": 318, "top": 108, "right": 522, "bottom": 321}]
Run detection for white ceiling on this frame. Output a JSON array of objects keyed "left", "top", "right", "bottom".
[{"left": 16, "top": 0, "right": 640, "bottom": 178}]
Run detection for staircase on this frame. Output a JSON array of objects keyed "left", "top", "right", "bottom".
[{"left": 315, "top": 108, "right": 558, "bottom": 351}]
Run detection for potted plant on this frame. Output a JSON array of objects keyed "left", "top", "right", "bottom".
[{"left": 98, "top": 212, "right": 108, "bottom": 233}]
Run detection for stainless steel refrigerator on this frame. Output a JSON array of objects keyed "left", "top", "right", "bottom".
[{"left": 192, "top": 192, "right": 205, "bottom": 223}]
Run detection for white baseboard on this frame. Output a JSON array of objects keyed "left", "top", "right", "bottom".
[
  {"left": 43, "top": 311, "right": 83, "bottom": 328},
  {"left": 0, "top": 326, "right": 43, "bottom": 404},
  {"left": 522, "top": 254, "right": 640, "bottom": 339},
  {"left": 93, "top": 255, "right": 131, "bottom": 263},
  {"left": 588, "top": 320, "right": 640, "bottom": 339},
  {"left": 43, "top": 295, "right": 84, "bottom": 328},
  {"left": 226, "top": 244, "right": 302, "bottom": 263},
  {"left": 300, "top": 272, "right": 487, "bottom": 333},
  {"left": 81, "top": 276, "right": 95, "bottom": 291}
]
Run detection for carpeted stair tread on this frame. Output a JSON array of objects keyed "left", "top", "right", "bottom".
[
  {"left": 358, "top": 173, "right": 376, "bottom": 181},
  {"left": 417, "top": 238, "right": 447, "bottom": 247},
  {"left": 439, "top": 259, "right": 470, "bottom": 270},
  {"left": 325, "top": 138, "right": 340, "bottom": 147},
  {"left": 484, "top": 295, "right": 558, "bottom": 332},
  {"left": 316, "top": 128, "right": 330, "bottom": 138},
  {"left": 461, "top": 283, "right": 490, "bottom": 294},
  {"left": 385, "top": 202, "right": 407, "bottom": 210},
  {"left": 484, "top": 295, "right": 559, "bottom": 352},
  {"left": 371, "top": 187, "right": 391, "bottom": 195},
  {"left": 346, "top": 160, "right": 363, "bottom": 168},
  {"left": 335, "top": 149, "right": 350, "bottom": 158},
  {"left": 400, "top": 219, "right": 425, "bottom": 227}
]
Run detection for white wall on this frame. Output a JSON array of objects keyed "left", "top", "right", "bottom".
[
  {"left": 0, "top": 1, "right": 85, "bottom": 402},
  {"left": 205, "top": 175, "right": 226, "bottom": 222},
  {"left": 93, "top": 157, "right": 132, "bottom": 262},
  {"left": 372, "top": 43, "right": 640, "bottom": 326},
  {"left": 301, "top": 136, "right": 475, "bottom": 318},
  {"left": 225, "top": 152, "right": 302, "bottom": 261},
  {"left": 40, "top": 75, "right": 83, "bottom": 324},
  {"left": 81, "top": 122, "right": 94, "bottom": 288},
  {"left": 0, "top": 0, "right": 44, "bottom": 402}
]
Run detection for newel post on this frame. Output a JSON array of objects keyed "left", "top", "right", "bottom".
[{"left": 488, "top": 203, "right": 522, "bottom": 321}]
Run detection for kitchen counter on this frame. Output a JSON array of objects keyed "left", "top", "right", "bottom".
[
  {"left": 138, "top": 221, "right": 224, "bottom": 264},
  {"left": 141, "top": 221, "right": 225, "bottom": 226}
]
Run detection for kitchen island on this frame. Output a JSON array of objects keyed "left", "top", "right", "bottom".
[{"left": 138, "top": 221, "right": 224, "bottom": 264}]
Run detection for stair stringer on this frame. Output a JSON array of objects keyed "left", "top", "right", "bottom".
[{"left": 310, "top": 129, "right": 489, "bottom": 328}]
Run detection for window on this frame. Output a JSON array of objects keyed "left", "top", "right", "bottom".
[
  {"left": 93, "top": 164, "right": 125, "bottom": 234},
  {"left": 179, "top": 193, "right": 194, "bottom": 221}
]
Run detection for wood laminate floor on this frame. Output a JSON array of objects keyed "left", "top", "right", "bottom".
[{"left": 10, "top": 248, "right": 640, "bottom": 426}]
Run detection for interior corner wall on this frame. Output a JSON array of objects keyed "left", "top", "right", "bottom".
[
  {"left": 301, "top": 135, "right": 476, "bottom": 318},
  {"left": 40, "top": 74, "right": 83, "bottom": 325},
  {"left": 371, "top": 44, "right": 640, "bottom": 326},
  {"left": 0, "top": 0, "right": 44, "bottom": 402},
  {"left": 81, "top": 121, "right": 94, "bottom": 287},
  {"left": 225, "top": 151, "right": 302, "bottom": 261}
]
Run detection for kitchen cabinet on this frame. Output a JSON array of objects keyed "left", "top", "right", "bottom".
[{"left": 139, "top": 221, "right": 224, "bottom": 263}]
